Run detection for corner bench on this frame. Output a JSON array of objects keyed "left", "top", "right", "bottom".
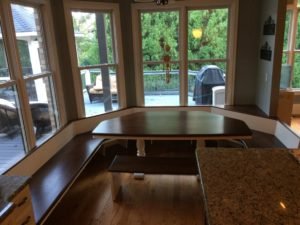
[
  {"left": 29, "top": 133, "right": 105, "bottom": 225},
  {"left": 108, "top": 155, "right": 199, "bottom": 201}
]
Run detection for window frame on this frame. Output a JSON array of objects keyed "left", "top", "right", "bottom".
[
  {"left": 284, "top": 0, "right": 300, "bottom": 89},
  {"left": 64, "top": 0, "right": 126, "bottom": 118},
  {"left": 132, "top": 0, "right": 238, "bottom": 106},
  {"left": 0, "top": 0, "right": 65, "bottom": 150}
]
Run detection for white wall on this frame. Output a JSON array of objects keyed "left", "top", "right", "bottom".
[{"left": 256, "top": 0, "right": 278, "bottom": 115}]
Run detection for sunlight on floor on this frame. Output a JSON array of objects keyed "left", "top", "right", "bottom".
[{"left": 290, "top": 117, "right": 300, "bottom": 135}]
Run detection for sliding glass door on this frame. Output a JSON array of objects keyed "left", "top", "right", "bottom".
[
  {"left": 187, "top": 8, "right": 228, "bottom": 106},
  {"left": 134, "top": 1, "right": 234, "bottom": 107},
  {"left": 141, "top": 11, "right": 180, "bottom": 106}
]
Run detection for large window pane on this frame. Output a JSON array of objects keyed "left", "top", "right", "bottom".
[
  {"left": 0, "top": 86, "right": 26, "bottom": 173},
  {"left": 296, "top": 12, "right": 300, "bottom": 50},
  {"left": 72, "top": 11, "right": 119, "bottom": 116},
  {"left": 141, "top": 11, "right": 179, "bottom": 106},
  {"left": 72, "top": 12, "right": 115, "bottom": 66},
  {"left": 141, "top": 11, "right": 179, "bottom": 62},
  {"left": 187, "top": 8, "right": 228, "bottom": 106},
  {"left": 282, "top": 52, "right": 288, "bottom": 64},
  {"left": 81, "top": 67, "right": 119, "bottom": 116},
  {"left": 144, "top": 63, "right": 180, "bottom": 106},
  {"left": 25, "top": 76, "right": 58, "bottom": 142},
  {"left": 188, "top": 9, "right": 228, "bottom": 60},
  {"left": 11, "top": 4, "right": 49, "bottom": 76}
]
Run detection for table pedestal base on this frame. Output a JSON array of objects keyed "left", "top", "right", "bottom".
[
  {"left": 135, "top": 140, "right": 145, "bottom": 179},
  {"left": 134, "top": 173, "right": 145, "bottom": 179}
]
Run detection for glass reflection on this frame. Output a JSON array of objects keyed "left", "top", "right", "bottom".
[
  {"left": 25, "top": 77, "right": 59, "bottom": 142},
  {"left": 0, "top": 86, "right": 26, "bottom": 173}
]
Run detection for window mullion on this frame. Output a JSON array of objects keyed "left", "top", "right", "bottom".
[{"left": 179, "top": 6, "right": 187, "bottom": 106}]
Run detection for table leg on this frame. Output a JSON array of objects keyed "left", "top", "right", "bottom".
[
  {"left": 136, "top": 139, "right": 146, "bottom": 156},
  {"left": 134, "top": 139, "right": 145, "bottom": 179}
]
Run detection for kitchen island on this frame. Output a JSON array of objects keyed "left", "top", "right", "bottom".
[{"left": 196, "top": 148, "right": 300, "bottom": 225}]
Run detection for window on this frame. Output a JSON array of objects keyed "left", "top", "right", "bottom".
[
  {"left": 0, "top": 1, "right": 62, "bottom": 173},
  {"left": 133, "top": 1, "right": 235, "bottom": 106},
  {"left": 141, "top": 11, "right": 180, "bottom": 106},
  {"left": 187, "top": 8, "right": 228, "bottom": 106},
  {"left": 65, "top": 2, "right": 125, "bottom": 117},
  {"left": 283, "top": 0, "right": 300, "bottom": 88}
]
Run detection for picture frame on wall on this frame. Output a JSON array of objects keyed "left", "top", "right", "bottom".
[
  {"left": 263, "top": 16, "right": 275, "bottom": 35},
  {"left": 260, "top": 42, "right": 272, "bottom": 61}
]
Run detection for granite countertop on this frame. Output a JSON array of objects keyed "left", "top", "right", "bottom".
[
  {"left": 196, "top": 148, "right": 300, "bottom": 225},
  {"left": 0, "top": 176, "right": 30, "bottom": 221}
]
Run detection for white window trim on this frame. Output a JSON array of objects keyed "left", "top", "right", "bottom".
[
  {"left": 285, "top": 0, "right": 300, "bottom": 89},
  {"left": 0, "top": 0, "right": 65, "bottom": 150},
  {"left": 64, "top": 0, "right": 126, "bottom": 118},
  {"left": 132, "top": 0, "right": 238, "bottom": 106}
]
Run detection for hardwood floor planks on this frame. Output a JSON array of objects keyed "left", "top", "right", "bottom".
[{"left": 43, "top": 151, "right": 204, "bottom": 225}]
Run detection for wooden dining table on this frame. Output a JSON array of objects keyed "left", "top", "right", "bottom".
[{"left": 92, "top": 110, "right": 252, "bottom": 157}]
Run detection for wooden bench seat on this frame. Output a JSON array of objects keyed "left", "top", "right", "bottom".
[
  {"left": 108, "top": 155, "right": 198, "bottom": 201},
  {"left": 29, "top": 133, "right": 104, "bottom": 224}
]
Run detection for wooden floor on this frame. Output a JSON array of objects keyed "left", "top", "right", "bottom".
[
  {"left": 43, "top": 133, "right": 285, "bottom": 225},
  {"left": 43, "top": 147, "right": 204, "bottom": 225}
]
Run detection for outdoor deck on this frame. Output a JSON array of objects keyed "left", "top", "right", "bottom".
[{"left": 0, "top": 134, "right": 26, "bottom": 174}]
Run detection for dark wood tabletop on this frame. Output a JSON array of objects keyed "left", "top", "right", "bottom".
[{"left": 92, "top": 110, "right": 252, "bottom": 140}]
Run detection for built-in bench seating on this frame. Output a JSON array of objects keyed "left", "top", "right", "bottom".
[
  {"left": 108, "top": 155, "right": 198, "bottom": 201},
  {"left": 29, "top": 133, "right": 105, "bottom": 224}
]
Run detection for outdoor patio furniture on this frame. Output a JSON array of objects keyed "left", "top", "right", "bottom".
[
  {"left": 212, "top": 85, "right": 225, "bottom": 105},
  {"left": 193, "top": 65, "right": 225, "bottom": 105},
  {"left": 86, "top": 75, "right": 118, "bottom": 103},
  {"left": 0, "top": 98, "right": 19, "bottom": 136},
  {"left": 0, "top": 98, "right": 52, "bottom": 138},
  {"left": 30, "top": 102, "right": 52, "bottom": 137}
]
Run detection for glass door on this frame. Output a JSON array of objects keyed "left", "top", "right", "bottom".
[
  {"left": 140, "top": 10, "right": 180, "bottom": 106},
  {"left": 136, "top": 4, "right": 231, "bottom": 107},
  {"left": 187, "top": 8, "right": 229, "bottom": 106}
]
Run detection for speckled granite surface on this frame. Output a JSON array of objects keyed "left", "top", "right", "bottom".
[
  {"left": 196, "top": 148, "right": 300, "bottom": 225},
  {"left": 0, "top": 176, "right": 30, "bottom": 221}
]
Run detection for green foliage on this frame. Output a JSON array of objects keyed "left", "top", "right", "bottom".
[
  {"left": 141, "top": 11, "right": 179, "bottom": 63},
  {"left": 188, "top": 9, "right": 228, "bottom": 60},
  {"left": 17, "top": 40, "right": 32, "bottom": 75},
  {"left": 72, "top": 12, "right": 114, "bottom": 66},
  {"left": 292, "top": 54, "right": 300, "bottom": 88},
  {"left": 283, "top": 11, "right": 291, "bottom": 50}
]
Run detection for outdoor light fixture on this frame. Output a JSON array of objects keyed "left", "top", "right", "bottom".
[
  {"left": 156, "top": 0, "right": 168, "bottom": 5},
  {"left": 134, "top": 0, "right": 169, "bottom": 5},
  {"left": 192, "top": 28, "right": 203, "bottom": 39}
]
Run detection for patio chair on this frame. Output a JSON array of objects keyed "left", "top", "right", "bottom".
[
  {"left": 86, "top": 75, "right": 118, "bottom": 103},
  {"left": 0, "top": 98, "right": 52, "bottom": 138},
  {"left": 0, "top": 98, "right": 19, "bottom": 137}
]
